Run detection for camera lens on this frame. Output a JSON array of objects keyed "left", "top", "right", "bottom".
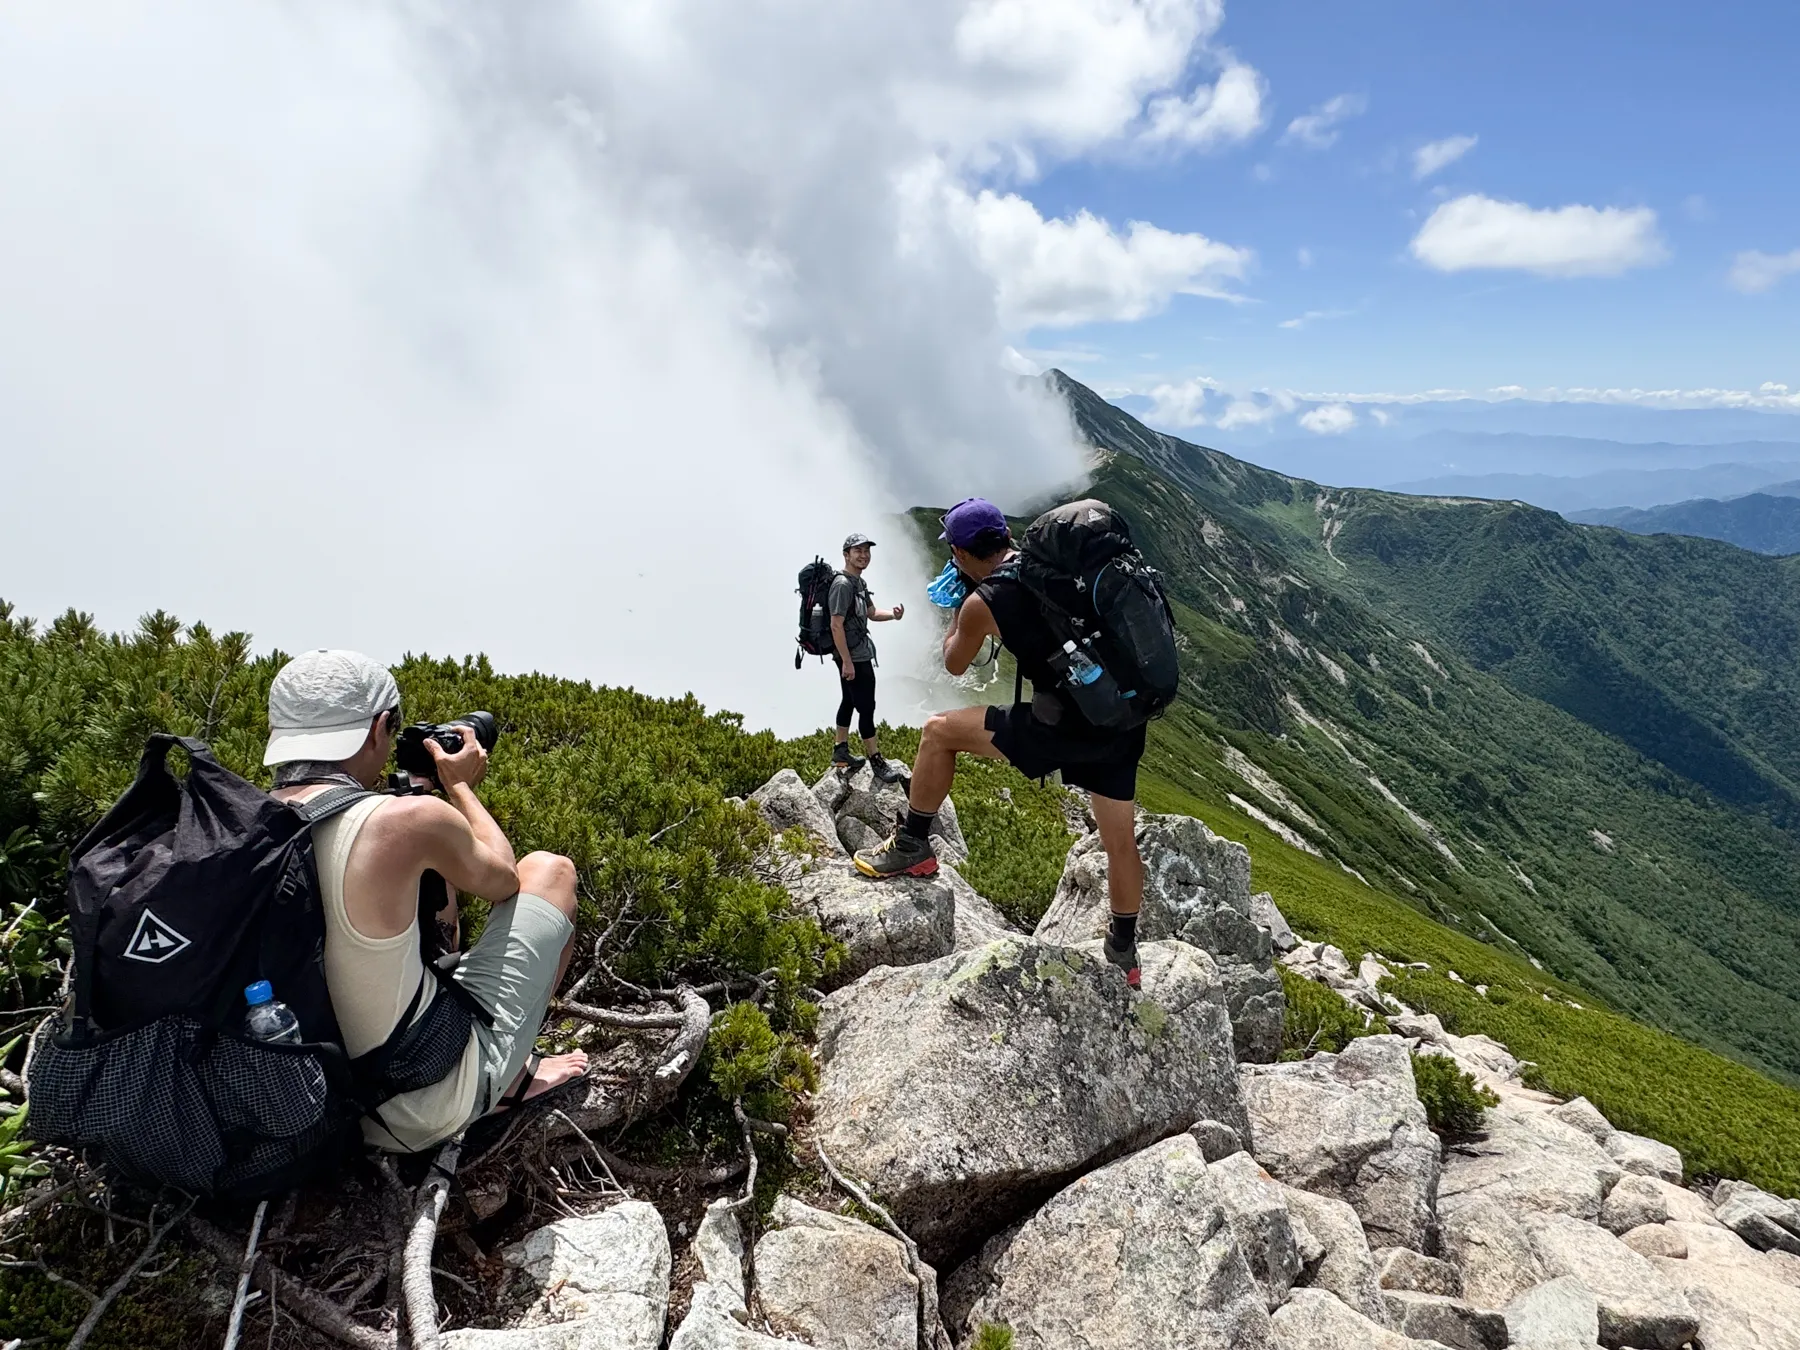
[{"left": 457, "top": 711, "right": 499, "bottom": 750}]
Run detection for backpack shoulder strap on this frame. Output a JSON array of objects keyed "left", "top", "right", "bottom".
[{"left": 292, "top": 786, "right": 377, "bottom": 825}]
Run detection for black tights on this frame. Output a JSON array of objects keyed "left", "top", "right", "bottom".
[{"left": 836, "top": 660, "right": 877, "bottom": 740}]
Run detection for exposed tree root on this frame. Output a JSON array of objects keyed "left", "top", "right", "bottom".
[
  {"left": 402, "top": 1138, "right": 461, "bottom": 1350},
  {"left": 189, "top": 1215, "right": 396, "bottom": 1350}
]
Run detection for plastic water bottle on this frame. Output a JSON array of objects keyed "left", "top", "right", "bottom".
[
  {"left": 243, "top": 981, "right": 302, "bottom": 1045},
  {"left": 1063, "top": 640, "right": 1104, "bottom": 686}
]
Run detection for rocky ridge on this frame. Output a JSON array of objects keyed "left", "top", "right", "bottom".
[{"left": 459, "top": 770, "right": 1800, "bottom": 1349}]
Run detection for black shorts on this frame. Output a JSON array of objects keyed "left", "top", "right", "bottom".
[{"left": 985, "top": 702, "right": 1146, "bottom": 801}]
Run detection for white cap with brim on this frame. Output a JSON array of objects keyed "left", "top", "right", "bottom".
[{"left": 264, "top": 649, "right": 401, "bottom": 766}]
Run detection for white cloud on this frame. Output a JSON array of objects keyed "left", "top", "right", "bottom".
[
  {"left": 1212, "top": 392, "right": 1294, "bottom": 430},
  {"left": 1412, "top": 134, "right": 1476, "bottom": 179},
  {"left": 1410, "top": 194, "right": 1668, "bottom": 277},
  {"left": 2, "top": 0, "right": 1273, "bottom": 736},
  {"left": 1299, "top": 403, "right": 1357, "bottom": 434},
  {"left": 1142, "top": 60, "right": 1266, "bottom": 150},
  {"left": 1279, "top": 308, "right": 1350, "bottom": 330},
  {"left": 1369, "top": 407, "right": 1391, "bottom": 426},
  {"left": 1282, "top": 93, "right": 1366, "bottom": 150},
  {"left": 1296, "top": 246, "right": 1313, "bottom": 268},
  {"left": 960, "top": 188, "right": 1252, "bottom": 328},
  {"left": 1145, "top": 375, "right": 1218, "bottom": 427},
  {"left": 1728, "top": 248, "right": 1800, "bottom": 294}
]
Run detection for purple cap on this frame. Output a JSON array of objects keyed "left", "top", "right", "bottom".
[{"left": 939, "top": 497, "right": 1008, "bottom": 547}]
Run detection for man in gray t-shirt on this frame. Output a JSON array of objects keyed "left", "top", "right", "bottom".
[{"left": 830, "top": 533, "right": 906, "bottom": 782}]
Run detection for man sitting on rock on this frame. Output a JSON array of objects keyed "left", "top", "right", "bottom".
[
  {"left": 265, "top": 649, "right": 589, "bottom": 1150},
  {"left": 854, "top": 498, "right": 1149, "bottom": 987}
]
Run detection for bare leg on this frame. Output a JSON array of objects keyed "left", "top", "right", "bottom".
[
  {"left": 1090, "top": 794, "right": 1143, "bottom": 917},
  {"left": 909, "top": 707, "right": 1005, "bottom": 813},
  {"left": 498, "top": 852, "right": 587, "bottom": 1104}
]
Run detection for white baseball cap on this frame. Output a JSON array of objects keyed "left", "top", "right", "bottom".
[{"left": 263, "top": 649, "right": 401, "bottom": 766}]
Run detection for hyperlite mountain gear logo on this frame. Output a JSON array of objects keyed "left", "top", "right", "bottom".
[{"left": 124, "top": 909, "right": 192, "bottom": 964}]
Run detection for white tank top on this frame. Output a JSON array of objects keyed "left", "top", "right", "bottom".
[{"left": 313, "top": 794, "right": 480, "bottom": 1151}]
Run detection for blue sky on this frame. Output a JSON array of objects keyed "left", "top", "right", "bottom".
[{"left": 1014, "top": 1, "right": 1800, "bottom": 429}]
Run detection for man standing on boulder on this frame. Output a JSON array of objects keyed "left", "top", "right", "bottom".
[
  {"left": 854, "top": 499, "right": 1149, "bottom": 987},
  {"left": 831, "top": 532, "right": 907, "bottom": 783}
]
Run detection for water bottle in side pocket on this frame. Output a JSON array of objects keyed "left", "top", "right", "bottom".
[{"left": 243, "top": 981, "right": 302, "bottom": 1045}]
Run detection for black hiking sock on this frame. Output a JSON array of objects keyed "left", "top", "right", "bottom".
[
  {"left": 1108, "top": 910, "right": 1139, "bottom": 948},
  {"left": 903, "top": 808, "right": 936, "bottom": 841}
]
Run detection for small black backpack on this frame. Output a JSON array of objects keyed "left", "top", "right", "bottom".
[
  {"left": 1002, "top": 499, "right": 1181, "bottom": 730},
  {"left": 795, "top": 558, "right": 839, "bottom": 663},
  {"left": 27, "top": 735, "right": 489, "bottom": 1198}
]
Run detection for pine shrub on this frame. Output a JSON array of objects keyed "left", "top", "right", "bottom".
[
  {"left": 1411, "top": 1050, "right": 1499, "bottom": 1138},
  {"left": 1279, "top": 966, "right": 1389, "bottom": 1059}
]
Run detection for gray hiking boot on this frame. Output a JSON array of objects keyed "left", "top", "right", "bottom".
[
  {"left": 1102, "top": 932, "right": 1141, "bottom": 989},
  {"left": 853, "top": 832, "right": 938, "bottom": 879}
]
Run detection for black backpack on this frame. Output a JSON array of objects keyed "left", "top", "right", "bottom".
[
  {"left": 27, "top": 735, "right": 490, "bottom": 1198},
  {"left": 795, "top": 558, "right": 839, "bottom": 663},
  {"left": 1000, "top": 499, "right": 1181, "bottom": 730}
]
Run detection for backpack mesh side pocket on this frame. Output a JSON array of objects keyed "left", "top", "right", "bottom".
[{"left": 28, "top": 1015, "right": 359, "bottom": 1197}]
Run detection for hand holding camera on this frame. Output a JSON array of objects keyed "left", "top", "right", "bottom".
[{"left": 395, "top": 712, "right": 499, "bottom": 793}]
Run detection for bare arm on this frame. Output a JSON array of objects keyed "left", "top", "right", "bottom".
[
  {"left": 420, "top": 728, "right": 518, "bottom": 901},
  {"left": 943, "top": 592, "right": 999, "bottom": 677}
]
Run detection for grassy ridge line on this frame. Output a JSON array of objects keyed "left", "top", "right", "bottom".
[{"left": 1137, "top": 763, "right": 1800, "bottom": 1198}]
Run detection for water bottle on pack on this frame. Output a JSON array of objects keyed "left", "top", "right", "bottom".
[
  {"left": 243, "top": 980, "right": 302, "bottom": 1045},
  {"left": 1062, "top": 639, "right": 1105, "bottom": 686}
]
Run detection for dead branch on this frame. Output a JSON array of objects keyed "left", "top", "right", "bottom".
[
  {"left": 548, "top": 1110, "right": 627, "bottom": 1198},
  {"left": 0, "top": 1067, "right": 22, "bottom": 1096},
  {"left": 402, "top": 1137, "right": 461, "bottom": 1350},
  {"left": 816, "top": 1143, "right": 934, "bottom": 1350},
  {"left": 567, "top": 1141, "right": 745, "bottom": 1188},
  {"left": 555, "top": 985, "right": 710, "bottom": 1136},
  {"left": 556, "top": 998, "right": 687, "bottom": 1030},
  {"left": 66, "top": 1196, "right": 195, "bottom": 1350},
  {"left": 0, "top": 1177, "right": 77, "bottom": 1230},
  {"left": 725, "top": 1101, "right": 758, "bottom": 1215},
  {"left": 744, "top": 1117, "right": 789, "bottom": 1139},
  {"left": 221, "top": 1198, "right": 269, "bottom": 1350},
  {"left": 189, "top": 1215, "right": 395, "bottom": 1350}
]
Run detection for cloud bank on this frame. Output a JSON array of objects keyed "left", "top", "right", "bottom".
[
  {"left": 1410, "top": 194, "right": 1668, "bottom": 277},
  {"left": 0, "top": 0, "right": 1251, "bottom": 734}
]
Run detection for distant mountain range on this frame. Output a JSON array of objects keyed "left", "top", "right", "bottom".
[
  {"left": 1569, "top": 489, "right": 1800, "bottom": 555},
  {"left": 1385, "top": 460, "right": 1800, "bottom": 513}
]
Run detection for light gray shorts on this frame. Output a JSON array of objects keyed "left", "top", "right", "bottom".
[{"left": 449, "top": 892, "right": 575, "bottom": 1124}]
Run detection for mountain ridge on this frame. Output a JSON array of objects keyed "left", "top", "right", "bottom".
[{"left": 1039, "top": 369, "right": 1800, "bottom": 1087}]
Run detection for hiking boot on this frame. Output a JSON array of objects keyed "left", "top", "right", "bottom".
[
  {"left": 853, "top": 832, "right": 938, "bottom": 879},
  {"left": 869, "top": 754, "right": 908, "bottom": 787},
  {"left": 1102, "top": 932, "right": 1141, "bottom": 989},
  {"left": 831, "top": 742, "right": 866, "bottom": 773}
]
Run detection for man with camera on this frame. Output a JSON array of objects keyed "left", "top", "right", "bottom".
[{"left": 265, "top": 649, "right": 586, "bottom": 1152}]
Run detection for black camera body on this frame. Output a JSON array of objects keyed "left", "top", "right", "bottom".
[{"left": 394, "top": 710, "right": 499, "bottom": 778}]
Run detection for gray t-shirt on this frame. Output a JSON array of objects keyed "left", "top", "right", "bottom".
[{"left": 828, "top": 572, "right": 876, "bottom": 662}]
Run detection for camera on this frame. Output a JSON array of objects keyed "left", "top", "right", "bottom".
[{"left": 394, "top": 711, "right": 499, "bottom": 778}]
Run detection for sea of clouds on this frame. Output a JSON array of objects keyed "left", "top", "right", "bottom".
[{"left": 0, "top": 1, "right": 1253, "bottom": 732}]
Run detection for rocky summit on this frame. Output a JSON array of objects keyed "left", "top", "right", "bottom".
[{"left": 344, "top": 772, "right": 1800, "bottom": 1347}]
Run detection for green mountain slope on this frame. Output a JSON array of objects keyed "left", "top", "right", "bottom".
[
  {"left": 1045, "top": 371, "right": 1800, "bottom": 1087},
  {"left": 1568, "top": 491, "right": 1800, "bottom": 555}
]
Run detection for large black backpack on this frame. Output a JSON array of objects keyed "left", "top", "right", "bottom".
[
  {"left": 1001, "top": 499, "right": 1181, "bottom": 730},
  {"left": 27, "top": 735, "right": 488, "bottom": 1198},
  {"left": 795, "top": 558, "right": 838, "bottom": 663}
]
